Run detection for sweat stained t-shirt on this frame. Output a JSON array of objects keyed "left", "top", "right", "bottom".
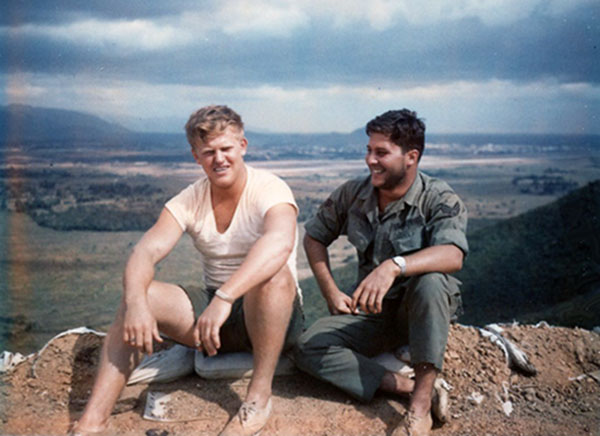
[{"left": 165, "top": 165, "right": 299, "bottom": 290}]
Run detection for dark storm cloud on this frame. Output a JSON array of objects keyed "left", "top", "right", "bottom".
[
  {"left": 4, "top": 3, "right": 597, "bottom": 88},
  {"left": 0, "top": 1, "right": 200, "bottom": 25}
]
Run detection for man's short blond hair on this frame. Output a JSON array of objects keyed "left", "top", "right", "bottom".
[{"left": 185, "top": 105, "right": 244, "bottom": 147}]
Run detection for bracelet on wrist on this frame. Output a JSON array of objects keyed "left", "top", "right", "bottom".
[{"left": 215, "top": 289, "right": 235, "bottom": 304}]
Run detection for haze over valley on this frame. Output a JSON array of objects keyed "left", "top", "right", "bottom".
[{"left": 1, "top": 106, "right": 599, "bottom": 354}]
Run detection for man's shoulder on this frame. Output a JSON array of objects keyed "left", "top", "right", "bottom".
[
  {"left": 247, "top": 165, "right": 287, "bottom": 186},
  {"left": 417, "top": 171, "right": 465, "bottom": 216},
  {"left": 170, "top": 175, "right": 209, "bottom": 201},
  {"left": 336, "top": 176, "right": 372, "bottom": 197},
  {"left": 419, "top": 171, "right": 458, "bottom": 197}
]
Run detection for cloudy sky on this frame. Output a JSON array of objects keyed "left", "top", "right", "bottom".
[{"left": 1, "top": 0, "right": 598, "bottom": 134}]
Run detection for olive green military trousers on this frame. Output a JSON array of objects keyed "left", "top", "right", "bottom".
[{"left": 292, "top": 272, "right": 461, "bottom": 402}]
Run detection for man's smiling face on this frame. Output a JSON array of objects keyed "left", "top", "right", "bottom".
[
  {"left": 365, "top": 132, "right": 411, "bottom": 190},
  {"left": 192, "top": 126, "right": 248, "bottom": 190}
]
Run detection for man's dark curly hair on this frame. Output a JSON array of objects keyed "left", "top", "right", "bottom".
[{"left": 365, "top": 109, "right": 425, "bottom": 160}]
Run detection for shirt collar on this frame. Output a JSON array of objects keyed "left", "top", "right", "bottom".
[
  {"left": 357, "top": 177, "right": 375, "bottom": 201},
  {"left": 356, "top": 177, "right": 379, "bottom": 224},
  {"left": 357, "top": 172, "right": 424, "bottom": 215},
  {"left": 401, "top": 171, "right": 424, "bottom": 207}
]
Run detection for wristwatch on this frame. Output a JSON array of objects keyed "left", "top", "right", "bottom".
[{"left": 391, "top": 255, "right": 407, "bottom": 276}]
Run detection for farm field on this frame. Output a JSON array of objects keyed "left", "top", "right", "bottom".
[{"left": 1, "top": 151, "right": 599, "bottom": 354}]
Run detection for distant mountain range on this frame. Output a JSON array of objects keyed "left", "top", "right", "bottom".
[
  {"left": 1, "top": 105, "right": 599, "bottom": 159},
  {"left": 300, "top": 181, "right": 600, "bottom": 329},
  {"left": 0, "top": 104, "right": 133, "bottom": 143}
]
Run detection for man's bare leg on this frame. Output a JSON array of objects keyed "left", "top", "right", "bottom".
[
  {"left": 380, "top": 363, "right": 437, "bottom": 436},
  {"left": 72, "top": 282, "right": 198, "bottom": 434},
  {"left": 380, "top": 370, "right": 414, "bottom": 396},
  {"left": 380, "top": 363, "right": 436, "bottom": 414},
  {"left": 410, "top": 363, "right": 436, "bottom": 417},
  {"left": 242, "top": 266, "right": 296, "bottom": 408}
]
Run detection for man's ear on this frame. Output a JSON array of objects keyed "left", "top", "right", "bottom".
[
  {"left": 240, "top": 137, "right": 248, "bottom": 156},
  {"left": 191, "top": 146, "right": 202, "bottom": 164},
  {"left": 406, "top": 149, "right": 420, "bottom": 166}
]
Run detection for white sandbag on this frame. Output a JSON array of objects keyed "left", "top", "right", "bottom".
[
  {"left": 194, "top": 347, "right": 413, "bottom": 380},
  {"left": 372, "top": 346, "right": 414, "bottom": 377},
  {"left": 480, "top": 323, "right": 537, "bottom": 375},
  {"left": 195, "top": 351, "right": 296, "bottom": 379},
  {"left": 128, "top": 344, "right": 195, "bottom": 385},
  {"left": 0, "top": 351, "right": 29, "bottom": 373}
]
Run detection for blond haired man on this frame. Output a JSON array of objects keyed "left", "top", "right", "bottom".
[{"left": 71, "top": 105, "right": 302, "bottom": 436}]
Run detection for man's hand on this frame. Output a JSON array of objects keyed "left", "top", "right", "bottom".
[
  {"left": 351, "top": 260, "right": 400, "bottom": 314},
  {"left": 123, "top": 299, "right": 163, "bottom": 355},
  {"left": 324, "top": 287, "right": 356, "bottom": 315},
  {"left": 193, "top": 297, "right": 233, "bottom": 356}
]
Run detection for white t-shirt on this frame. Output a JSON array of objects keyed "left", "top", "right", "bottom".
[{"left": 165, "top": 165, "right": 299, "bottom": 290}]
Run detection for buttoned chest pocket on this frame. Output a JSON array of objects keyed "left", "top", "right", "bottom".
[
  {"left": 347, "top": 209, "right": 372, "bottom": 254},
  {"left": 390, "top": 226, "right": 425, "bottom": 255}
]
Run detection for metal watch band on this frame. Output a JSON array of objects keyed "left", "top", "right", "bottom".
[{"left": 215, "top": 289, "right": 235, "bottom": 304}]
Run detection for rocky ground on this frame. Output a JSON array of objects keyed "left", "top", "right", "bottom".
[{"left": 1, "top": 323, "right": 599, "bottom": 436}]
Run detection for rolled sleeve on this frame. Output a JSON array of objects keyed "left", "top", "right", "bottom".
[
  {"left": 305, "top": 183, "right": 351, "bottom": 246},
  {"left": 426, "top": 191, "right": 469, "bottom": 256}
]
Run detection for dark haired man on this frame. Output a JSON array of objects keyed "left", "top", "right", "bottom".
[
  {"left": 71, "top": 105, "right": 302, "bottom": 436},
  {"left": 293, "top": 109, "right": 468, "bottom": 436}
]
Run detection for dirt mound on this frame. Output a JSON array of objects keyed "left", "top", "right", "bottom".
[{"left": 1, "top": 324, "right": 599, "bottom": 435}]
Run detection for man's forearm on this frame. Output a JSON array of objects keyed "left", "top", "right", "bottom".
[
  {"left": 217, "top": 203, "right": 297, "bottom": 300},
  {"left": 400, "top": 244, "right": 464, "bottom": 277},
  {"left": 122, "top": 245, "right": 156, "bottom": 305},
  {"left": 304, "top": 234, "right": 340, "bottom": 298},
  {"left": 122, "top": 207, "right": 184, "bottom": 305},
  {"left": 219, "top": 230, "right": 294, "bottom": 299}
]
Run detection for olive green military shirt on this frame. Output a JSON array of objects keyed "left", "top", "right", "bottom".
[{"left": 305, "top": 171, "right": 468, "bottom": 299}]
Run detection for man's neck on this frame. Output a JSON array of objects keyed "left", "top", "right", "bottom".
[
  {"left": 211, "top": 165, "right": 248, "bottom": 204},
  {"left": 377, "top": 171, "right": 417, "bottom": 211}
]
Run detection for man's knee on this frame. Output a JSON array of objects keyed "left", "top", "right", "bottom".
[
  {"left": 109, "top": 302, "right": 127, "bottom": 332},
  {"left": 293, "top": 317, "right": 342, "bottom": 363},
  {"left": 292, "top": 325, "right": 323, "bottom": 370},
  {"left": 256, "top": 265, "right": 296, "bottom": 298},
  {"left": 407, "top": 272, "right": 451, "bottom": 306}
]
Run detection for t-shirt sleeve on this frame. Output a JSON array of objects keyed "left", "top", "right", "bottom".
[
  {"left": 164, "top": 183, "right": 198, "bottom": 232},
  {"left": 425, "top": 189, "right": 469, "bottom": 256},
  {"left": 257, "top": 175, "right": 298, "bottom": 218},
  {"left": 304, "top": 182, "right": 350, "bottom": 246}
]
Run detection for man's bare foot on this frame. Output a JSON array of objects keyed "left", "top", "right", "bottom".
[
  {"left": 391, "top": 411, "right": 433, "bottom": 436},
  {"left": 68, "top": 420, "right": 109, "bottom": 436}
]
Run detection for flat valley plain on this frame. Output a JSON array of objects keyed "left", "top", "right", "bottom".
[{"left": 1, "top": 149, "right": 599, "bottom": 353}]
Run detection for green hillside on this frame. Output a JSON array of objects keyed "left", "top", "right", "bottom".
[
  {"left": 457, "top": 179, "right": 600, "bottom": 327},
  {"left": 300, "top": 180, "right": 600, "bottom": 329}
]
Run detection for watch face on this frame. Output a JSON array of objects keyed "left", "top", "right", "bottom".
[{"left": 393, "top": 256, "right": 406, "bottom": 273}]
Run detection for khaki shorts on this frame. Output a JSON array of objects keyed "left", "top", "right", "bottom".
[{"left": 179, "top": 285, "right": 304, "bottom": 353}]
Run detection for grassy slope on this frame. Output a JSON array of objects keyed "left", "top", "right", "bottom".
[
  {"left": 300, "top": 181, "right": 600, "bottom": 329},
  {"left": 457, "top": 179, "right": 600, "bottom": 327}
]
